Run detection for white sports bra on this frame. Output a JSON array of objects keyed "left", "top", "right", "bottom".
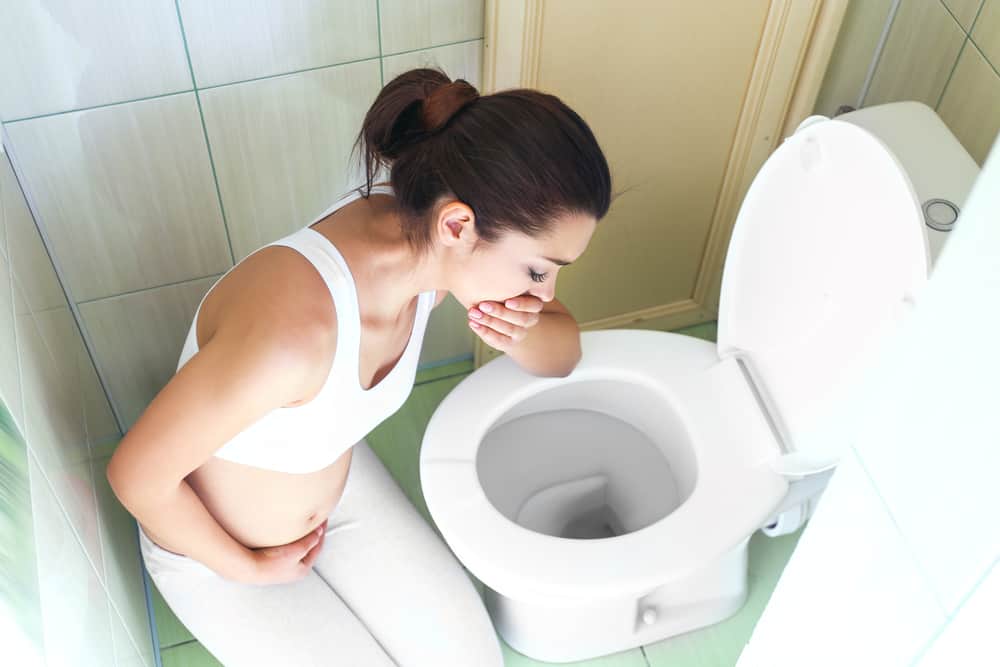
[{"left": 176, "top": 185, "right": 435, "bottom": 474}]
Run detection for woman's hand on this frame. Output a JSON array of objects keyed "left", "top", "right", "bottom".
[
  {"left": 468, "top": 296, "right": 545, "bottom": 352},
  {"left": 239, "top": 520, "right": 327, "bottom": 585}
]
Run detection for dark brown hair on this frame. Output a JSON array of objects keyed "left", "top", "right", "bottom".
[{"left": 352, "top": 67, "right": 613, "bottom": 248}]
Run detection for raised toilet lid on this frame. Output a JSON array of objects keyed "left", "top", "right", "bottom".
[{"left": 717, "top": 118, "right": 928, "bottom": 472}]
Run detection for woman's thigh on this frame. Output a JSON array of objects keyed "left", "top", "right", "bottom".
[
  {"left": 314, "top": 441, "right": 503, "bottom": 667},
  {"left": 141, "top": 527, "right": 394, "bottom": 667}
]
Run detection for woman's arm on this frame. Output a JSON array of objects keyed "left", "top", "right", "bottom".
[{"left": 106, "top": 319, "right": 321, "bottom": 582}]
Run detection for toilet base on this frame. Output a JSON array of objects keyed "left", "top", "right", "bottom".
[{"left": 485, "top": 537, "right": 751, "bottom": 663}]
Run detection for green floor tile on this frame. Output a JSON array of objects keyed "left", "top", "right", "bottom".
[
  {"left": 160, "top": 640, "right": 222, "bottom": 667},
  {"left": 672, "top": 321, "right": 718, "bottom": 342},
  {"left": 642, "top": 528, "right": 804, "bottom": 667},
  {"left": 502, "top": 640, "right": 650, "bottom": 666},
  {"left": 366, "top": 372, "right": 469, "bottom": 524}
]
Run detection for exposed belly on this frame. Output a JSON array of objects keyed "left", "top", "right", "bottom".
[{"left": 178, "top": 447, "right": 353, "bottom": 550}]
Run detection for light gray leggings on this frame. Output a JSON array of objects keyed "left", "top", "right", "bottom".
[{"left": 139, "top": 441, "right": 504, "bottom": 666}]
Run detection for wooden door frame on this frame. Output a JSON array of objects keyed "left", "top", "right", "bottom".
[{"left": 476, "top": 0, "right": 848, "bottom": 367}]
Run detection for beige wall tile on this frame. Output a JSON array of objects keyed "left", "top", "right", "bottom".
[
  {"left": 80, "top": 276, "right": 218, "bottom": 428},
  {"left": 201, "top": 60, "right": 381, "bottom": 260},
  {"left": 379, "top": 0, "right": 483, "bottom": 55},
  {"left": 0, "top": 252, "right": 20, "bottom": 422},
  {"left": 814, "top": 0, "right": 895, "bottom": 116},
  {"left": 92, "top": 455, "right": 155, "bottom": 667},
  {"left": 866, "top": 0, "right": 966, "bottom": 107},
  {"left": 971, "top": 0, "right": 1000, "bottom": 66},
  {"left": 943, "top": 0, "right": 986, "bottom": 31},
  {"left": 0, "top": 150, "right": 7, "bottom": 258},
  {"left": 178, "top": 0, "right": 379, "bottom": 88},
  {"left": 2, "top": 153, "right": 65, "bottom": 312},
  {"left": 15, "top": 293, "right": 105, "bottom": 574},
  {"left": 0, "top": 0, "right": 190, "bottom": 121},
  {"left": 27, "top": 456, "right": 115, "bottom": 666},
  {"left": 382, "top": 39, "right": 483, "bottom": 88},
  {"left": 939, "top": 43, "right": 1000, "bottom": 163},
  {"left": 5, "top": 93, "right": 232, "bottom": 301}
]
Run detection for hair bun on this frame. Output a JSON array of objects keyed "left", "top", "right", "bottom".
[{"left": 421, "top": 79, "right": 479, "bottom": 133}]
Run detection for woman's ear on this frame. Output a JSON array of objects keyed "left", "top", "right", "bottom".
[{"left": 434, "top": 200, "right": 478, "bottom": 250}]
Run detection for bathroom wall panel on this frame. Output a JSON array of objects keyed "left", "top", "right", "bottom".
[
  {"left": 0, "top": 242, "right": 22, "bottom": 424},
  {"left": 918, "top": 563, "right": 1000, "bottom": 665},
  {"left": 27, "top": 454, "right": 117, "bottom": 667},
  {"left": 865, "top": 0, "right": 967, "bottom": 107},
  {"left": 971, "top": 0, "right": 1000, "bottom": 63},
  {"left": 2, "top": 154, "right": 65, "bottom": 313},
  {"left": 531, "top": 0, "right": 770, "bottom": 325},
  {"left": 379, "top": 0, "right": 484, "bottom": 55},
  {"left": 15, "top": 298, "right": 106, "bottom": 577},
  {"left": 199, "top": 59, "right": 381, "bottom": 261},
  {"left": 4, "top": 93, "right": 232, "bottom": 302},
  {"left": 382, "top": 39, "right": 483, "bottom": 87},
  {"left": 176, "top": 0, "right": 379, "bottom": 88},
  {"left": 943, "top": 0, "right": 987, "bottom": 30},
  {"left": 938, "top": 43, "right": 1000, "bottom": 163},
  {"left": 93, "top": 455, "right": 156, "bottom": 667},
  {"left": 739, "top": 450, "right": 947, "bottom": 664},
  {"left": 110, "top": 604, "right": 155, "bottom": 667},
  {"left": 813, "top": 0, "right": 895, "bottom": 116},
  {"left": 0, "top": 0, "right": 190, "bottom": 121},
  {"left": 79, "top": 275, "right": 219, "bottom": 429}
]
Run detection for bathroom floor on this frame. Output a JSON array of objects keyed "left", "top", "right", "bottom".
[{"left": 151, "top": 322, "right": 805, "bottom": 667}]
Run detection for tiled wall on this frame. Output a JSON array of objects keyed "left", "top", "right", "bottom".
[
  {"left": 1, "top": 145, "right": 151, "bottom": 664},
  {"left": 815, "top": 0, "right": 1000, "bottom": 164},
  {"left": 0, "top": 0, "right": 484, "bottom": 430}
]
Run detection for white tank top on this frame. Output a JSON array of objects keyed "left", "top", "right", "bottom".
[{"left": 176, "top": 185, "right": 435, "bottom": 474}]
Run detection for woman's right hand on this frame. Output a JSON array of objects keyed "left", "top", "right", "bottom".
[{"left": 240, "top": 520, "right": 327, "bottom": 585}]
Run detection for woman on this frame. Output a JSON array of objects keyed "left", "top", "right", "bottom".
[{"left": 107, "top": 68, "right": 612, "bottom": 666}]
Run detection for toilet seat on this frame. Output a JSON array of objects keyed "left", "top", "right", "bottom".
[
  {"left": 421, "top": 330, "right": 788, "bottom": 600},
  {"left": 420, "top": 118, "right": 930, "bottom": 601}
]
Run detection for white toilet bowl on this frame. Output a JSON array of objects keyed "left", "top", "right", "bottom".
[{"left": 419, "top": 103, "right": 979, "bottom": 663}]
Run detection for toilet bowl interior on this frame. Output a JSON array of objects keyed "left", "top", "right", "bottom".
[{"left": 476, "top": 378, "right": 698, "bottom": 540}]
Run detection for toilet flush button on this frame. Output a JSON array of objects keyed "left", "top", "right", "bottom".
[
  {"left": 923, "top": 198, "right": 959, "bottom": 232},
  {"left": 641, "top": 608, "right": 658, "bottom": 625}
]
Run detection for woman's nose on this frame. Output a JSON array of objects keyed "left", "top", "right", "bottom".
[{"left": 529, "top": 280, "right": 556, "bottom": 303}]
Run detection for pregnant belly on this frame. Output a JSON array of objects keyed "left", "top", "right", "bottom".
[{"left": 185, "top": 447, "right": 353, "bottom": 549}]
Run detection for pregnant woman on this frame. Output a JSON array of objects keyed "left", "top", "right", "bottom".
[{"left": 107, "top": 68, "right": 611, "bottom": 666}]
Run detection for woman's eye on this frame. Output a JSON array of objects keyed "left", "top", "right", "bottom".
[{"left": 529, "top": 269, "right": 548, "bottom": 283}]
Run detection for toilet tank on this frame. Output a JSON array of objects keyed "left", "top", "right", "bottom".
[{"left": 835, "top": 101, "right": 981, "bottom": 264}]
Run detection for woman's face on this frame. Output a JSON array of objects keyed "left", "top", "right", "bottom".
[{"left": 437, "top": 204, "right": 597, "bottom": 309}]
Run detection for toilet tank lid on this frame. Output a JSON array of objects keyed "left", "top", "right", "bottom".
[{"left": 716, "top": 119, "right": 929, "bottom": 472}]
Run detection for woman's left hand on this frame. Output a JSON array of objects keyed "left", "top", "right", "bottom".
[{"left": 468, "top": 296, "right": 545, "bottom": 352}]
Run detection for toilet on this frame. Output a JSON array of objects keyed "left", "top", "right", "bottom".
[{"left": 418, "top": 102, "right": 980, "bottom": 663}]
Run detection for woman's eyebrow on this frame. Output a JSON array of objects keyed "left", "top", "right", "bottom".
[{"left": 543, "top": 256, "right": 572, "bottom": 266}]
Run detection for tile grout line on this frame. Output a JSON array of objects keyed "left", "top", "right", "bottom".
[
  {"left": 909, "top": 556, "right": 999, "bottom": 665},
  {"left": 0, "top": 123, "right": 128, "bottom": 434},
  {"left": 23, "top": 444, "right": 126, "bottom": 661},
  {"left": 935, "top": 0, "right": 994, "bottom": 111},
  {"left": 850, "top": 445, "right": 950, "bottom": 616},
  {"left": 3, "top": 90, "right": 195, "bottom": 125},
  {"left": 76, "top": 272, "right": 222, "bottom": 306},
  {"left": 172, "top": 0, "right": 236, "bottom": 268},
  {"left": 376, "top": 0, "right": 385, "bottom": 87},
  {"left": 197, "top": 54, "right": 382, "bottom": 92},
  {"left": 4, "top": 38, "right": 485, "bottom": 125}
]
